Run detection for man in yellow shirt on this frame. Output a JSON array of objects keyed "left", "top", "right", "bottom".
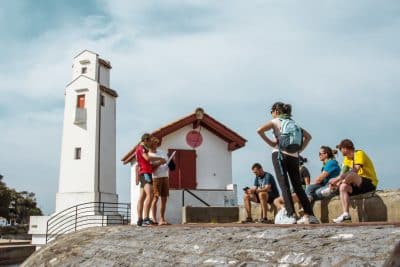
[{"left": 329, "top": 139, "right": 378, "bottom": 223}]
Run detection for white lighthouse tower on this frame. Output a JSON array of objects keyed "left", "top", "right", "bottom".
[
  {"left": 55, "top": 50, "right": 118, "bottom": 212},
  {"left": 29, "top": 50, "right": 118, "bottom": 246}
]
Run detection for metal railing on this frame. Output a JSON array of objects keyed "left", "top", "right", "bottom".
[
  {"left": 181, "top": 189, "right": 211, "bottom": 207},
  {"left": 46, "top": 202, "right": 130, "bottom": 243}
]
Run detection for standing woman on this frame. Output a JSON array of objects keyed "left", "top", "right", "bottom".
[{"left": 257, "top": 102, "right": 319, "bottom": 224}]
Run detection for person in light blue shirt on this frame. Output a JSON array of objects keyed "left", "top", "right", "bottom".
[{"left": 305, "top": 146, "right": 341, "bottom": 206}]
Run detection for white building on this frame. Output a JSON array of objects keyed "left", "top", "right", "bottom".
[
  {"left": 122, "top": 108, "right": 247, "bottom": 224},
  {"left": 29, "top": 50, "right": 119, "bottom": 247}
]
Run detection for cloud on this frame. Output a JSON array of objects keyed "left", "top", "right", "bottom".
[{"left": 1, "top": 1, "right": 400, "bottom": 213}]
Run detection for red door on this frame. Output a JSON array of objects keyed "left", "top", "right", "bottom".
[{"left": 168, "top": 149, "right": 196, "bottom": 189}]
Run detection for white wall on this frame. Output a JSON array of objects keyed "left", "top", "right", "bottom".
[
  {"left": 72, "top": 51, "right": 98, "bottom": 82},
  {"left": 99, "top": 65, "right": 110, "bottom": 87},
  {"left": 58, "top": 77, "right": 98, "bottom": 196},
  {"left": 160, "top": 125, "right": 233, "bottom": 189},
  {"left": 99, "top": 92, "right": 117, "bottom": 196},
  {"left": 129, "top": 124, "right": 237, "bottom": 224}
]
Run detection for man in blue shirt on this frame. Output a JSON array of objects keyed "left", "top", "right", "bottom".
[{"left": 243, "top": 163, "right": 279, "bottom": 223}]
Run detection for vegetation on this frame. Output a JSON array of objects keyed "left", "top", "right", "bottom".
[{"left": 0, "top": 175, "right": 42, "bottom": 224}]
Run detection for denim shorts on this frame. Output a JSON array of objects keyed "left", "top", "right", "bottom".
[{"left": 139, "top": 173, "right": 153, "bottom": 188}]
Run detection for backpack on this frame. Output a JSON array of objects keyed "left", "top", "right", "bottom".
[{"left": 278, "top": 118, "right": 303, "bottom": 153}]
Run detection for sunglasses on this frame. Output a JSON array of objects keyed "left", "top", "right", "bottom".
[{"left": 319, "top": 152, "right": 326, "bottom": 155}]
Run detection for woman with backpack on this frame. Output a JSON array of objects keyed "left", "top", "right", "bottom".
[{"left": 257, "top": 102, "right": 319, "bottom": 224}]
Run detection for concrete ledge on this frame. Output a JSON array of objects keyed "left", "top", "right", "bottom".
[
  {"left": 239, "top": 190, "right": 400, "bottom": 223},
  {"left": 0, "top": 244, "right": 35, "bottom": 265},
  {"left": 182, "top": 206, "right": 239, "bottom": 223}
]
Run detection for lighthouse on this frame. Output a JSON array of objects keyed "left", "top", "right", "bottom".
[
  {"left": 29, "top": 50, "right": 119, "bottom": 246},
  {"left": 55, "top": 50, "right": 119, "bottom": 212}
]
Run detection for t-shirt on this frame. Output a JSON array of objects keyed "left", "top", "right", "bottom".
[
  {"left": 342, "top": 150, "right": 378, "bottom": 187},
  {"left": 321, "top": 159, "right": 341, "bottom": 185},
  {"left": 253, "top": 172, "right": 279, "bottom": 197},
  {"left": 148, "top": 150, "right": 169, "bottom": 178},
  {"left": 271, "top": 118, "right": 299, "bottom": 158},
  {"left": 300, "top": 166, "right": 310, "bottom": 185},
  {"left": 135, "top": 144, "right": 152, "bottom": 174}
]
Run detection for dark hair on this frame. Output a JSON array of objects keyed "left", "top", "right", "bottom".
[
  {"left": 270, "top": 102, "right": 292, "bottom": 116},
  {"left": 141, "top": 133, "right": 151, "bottom": 142},
  {"left": 299, "top": 156, "right": 307, "bottom": 165},
  {"left": 336, "top": 139, "right": 355, "bottom": 150},
  {"left": 320, "top": 146, "right": 338, "bottom": 159},
  {"left": 251, "top": 163, "right": 262, "bottom": 170}
]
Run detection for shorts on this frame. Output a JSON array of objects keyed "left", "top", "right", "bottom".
[
  {"left": 153, "top": 177, "right": 169, "bottom": 197},
  {"left": 251, "top": 192, "right": 278, "bottom": 204},
  {"left": 350, "top": 177, "right": 376, "bottom": 196},
  {"left": 139, "top": 173, "right": 153, "bottom": 188}
]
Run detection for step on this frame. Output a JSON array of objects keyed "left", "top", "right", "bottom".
[{"left": 182, "top": 206, "right": 239, "bottom": 223}]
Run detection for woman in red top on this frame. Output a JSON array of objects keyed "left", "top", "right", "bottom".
[{"left": 136, "top": 133, "right": 165, "bottom": 226}]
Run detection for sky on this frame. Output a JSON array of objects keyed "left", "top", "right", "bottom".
[{"left": 1, "top": 0, "right": 400, "bottom": 215}]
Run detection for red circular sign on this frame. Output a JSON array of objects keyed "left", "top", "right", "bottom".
[{"left": 186, "top": 130, "right": 203, "bottom": 148}]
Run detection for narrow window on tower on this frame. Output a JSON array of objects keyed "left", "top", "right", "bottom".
[
  {"left": 75, "top": 147, "right": 81, "bottom": 160},
  {"left": 100, "top": 94, "right": 105, "bottom": 106},
  {"left": 77, "top": 94, "right": 85, "bottom": 108},
  {"left": 81, "top": 67, "right": 87, "bottom": 74}
]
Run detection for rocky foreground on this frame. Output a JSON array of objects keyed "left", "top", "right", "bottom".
[{"left": 23, "top": 224, "right": 400, "bottom": 266}]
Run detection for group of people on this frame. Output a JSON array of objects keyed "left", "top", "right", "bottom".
[
  {"left": 135, "top": 133, "right": 172, "bottom": 226},
  {"left": 243, "top": 102, "right": 379, "bottom": 224}
]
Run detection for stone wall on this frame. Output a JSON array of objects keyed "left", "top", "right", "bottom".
[{"left": 239, "top": 190, "right": 400, "bottom": 223}]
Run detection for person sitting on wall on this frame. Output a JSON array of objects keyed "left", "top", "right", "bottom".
[
  {"left": 304, "top": 146, "right": 341, "bottom": 208},
  {"left": 299, "top": 156, "right": 311, "bottom": 190},
  {"left": 329, "top": 139, "right": 379, "bottom": 223},
  {"left": 243, "top": 163, "right": 280, "bottom": 223}
]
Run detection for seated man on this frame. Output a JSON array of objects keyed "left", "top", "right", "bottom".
[
  {"left": 329, "top": 139, "right": 379, "bottom": 223},
  {"left": 243, "top": 163, "right": 279, "bottom": 223}
]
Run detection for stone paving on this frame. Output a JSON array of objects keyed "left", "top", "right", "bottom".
[{"left": 23, "top": 223, "right": 400, "bottom": 266}]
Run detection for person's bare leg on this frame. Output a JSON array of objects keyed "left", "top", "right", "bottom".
[
  {"left": 137, "top": 188, "right": 145, "bottom": 221},
  {"left": 143, "top": 184, "right": 153, "bottom": 219},
  {"left": 159, "top": 196, "right": 168, "bottom": 224},
  {"left": 151, "top": 196, "right": 159, "bottom": 222},
  {"left": 258, "top": 192, "right": 269, "bottom": 219},
  {"left": 244, "top": 193, "right": 252, "bottom": 219},
  {"left": 340, "top": 172, "right": 361, "bottom": 213},
  {"left": 273, "top": 196, "right": 284, "bottom": 210}
]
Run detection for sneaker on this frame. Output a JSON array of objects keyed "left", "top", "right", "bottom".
[
  {"left": 333, "top": 213, "right": 352, "bottom": 223},
  {"left": 260, "top": 217, "right": 268, "bottom": 224},
  {"left": 275, "top": 208, "right": 297, "bottom": 224},
  {"left": 274, "top": 208, "right": 285, "bottom": 224},
  {"left": 280, "top": 214, "right": 297, "bottom": 224},
  {"left": 142, "top": 218, "right": 153, "bottom": 226},
  {"left": 242, "top": 217, "right": 253, "bottom": 223},
  {"left": 137, "top": 218, "right": 143, "bottom": 226},
  {"left": 297, "top": 215, "right": 320, "bottom": 224}
]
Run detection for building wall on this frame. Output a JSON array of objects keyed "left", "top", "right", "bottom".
[
  {"left": 99, "top": 65, "right": 110, "bottom": 87},
  {"left": 99, "top": 92, "right": 117, "bottom": 196},
  {"left": 160, "top": 125, "right": 233, "bottom": 189},
  {"left": 130, "top": 124, "right": 237, "bottom": 224},
  {"left": 58, "top": 77, "right": 99, "bottom": 196},
  {"left": 72, "top": 51, "right": 98, "bottom": 82}
]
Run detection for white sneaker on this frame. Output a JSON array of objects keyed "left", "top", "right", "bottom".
[
  {"left": 274, "top": 208, "right": 286, "bottom": 224},
  {"left": 297, "top": 215, "right": 320, "bottom": 224},
  {"left": 280, "top": 214, "right": 297, "bottom": 224},
  {"left": 333, "top": 213, "right": 352, "bottom": 223}
]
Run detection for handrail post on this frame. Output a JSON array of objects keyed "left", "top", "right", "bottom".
[
  {"left": 45, "top": 220, "right": 48, "bottom": 243},
  {"left": 182, "top": 189, "right": 185, "bottom": 207},
  {"left": 125, "top": 204, "right": 129, "bottom": 225},
  {"left": 102, "top": 202, "right": 105, "bottom": 226}
]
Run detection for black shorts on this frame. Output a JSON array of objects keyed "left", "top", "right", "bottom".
[
  {"left": 252, "top": 192, "right": 278, "bottom": 204},
  {"left": 350, "top": 177, "right": 376, "bottom": 196},
  {"left": 139, "top": 173, "right": 153, "bottom": 188}
]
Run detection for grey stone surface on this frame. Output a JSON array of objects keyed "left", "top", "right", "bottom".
[{"left": 23, "top": 224, "right": 400, "bottom": 266}]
